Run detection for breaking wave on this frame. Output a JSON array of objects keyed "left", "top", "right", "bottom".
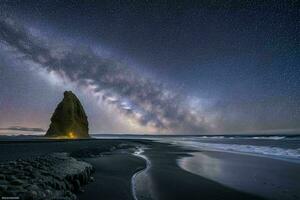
[{"left": 171, "top": 140, "right": 300, "bottom": 161}]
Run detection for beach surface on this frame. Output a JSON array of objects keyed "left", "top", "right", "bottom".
[{"left": 0, "top": 136, "right": 299, "bottom": 200}]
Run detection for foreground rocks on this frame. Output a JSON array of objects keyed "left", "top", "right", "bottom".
[
  {"left": 45, "top": 91, "right": 89, "bottom": 138},
  {"left": 0, "top": 153, "right": 94, "bottom": 200}
]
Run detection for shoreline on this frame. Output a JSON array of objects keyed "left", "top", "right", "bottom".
[
  {"left": 154, "top": 138, "right": 300, "bottom": 163},
  {"left": 0, "top": 138, "right": 298, "bottom": 200},
  {"left": 139, "top": 142, "right": 265, "bottom": 200}
]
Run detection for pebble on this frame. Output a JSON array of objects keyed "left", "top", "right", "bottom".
[
  {"left": 90, "top": 176, "right": 95, "bottom": 182},
  {"left": 45, "top": 189, "right": 52, "bottom": 196},
  {"left": 29, "top": 190, "right": 38, "bottom": 198},
  {"left": 6, "top": 175, "right": 17, "bottom": 181},
  {"left": 10, "top": 179, "right": 24, "bottom": 185},
  {"left": 0, "top": 174, "right": 5, "bottom": 180},
  {"left": 73, "top": 179, "right": 81, "bottom": 191},
  {"left": 24, "top": 166, "right": 33, "bottom": 172},
  {"left": 0, "top": 185, "right": 7, "bottom": 191}
]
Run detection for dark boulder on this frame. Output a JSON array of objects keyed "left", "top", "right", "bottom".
[{"left": 45, "top": 91, "right": 89, "bottom": 138}]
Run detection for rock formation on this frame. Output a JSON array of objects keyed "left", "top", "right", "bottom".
[
  {"left": 45, "top": 91, "right": 89, "bottom": 138},
  {"left": 0, "top": 153, "right": 95, "bottom": 199}
]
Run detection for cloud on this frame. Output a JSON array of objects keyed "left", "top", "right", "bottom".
[
  {"left": 0, "top": 126, "right": 45, "bottom": 132},
  {"left": 0, "top": 18, "right": 215, "bottom": 133}
]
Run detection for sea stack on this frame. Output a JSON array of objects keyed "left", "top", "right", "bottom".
[{"left": 45, "top": 91, "right": 89, "bottom": 138}]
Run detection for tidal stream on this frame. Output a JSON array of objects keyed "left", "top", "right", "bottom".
[{"left": 131, "top": 147, "right": 154, "bottom": 200}]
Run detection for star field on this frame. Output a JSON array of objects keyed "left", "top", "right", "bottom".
[{"left": 0, "top": 0, "right": 299, "bottom": 134}]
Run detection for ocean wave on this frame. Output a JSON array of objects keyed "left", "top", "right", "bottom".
[
  {"left": 251, "top": 136, "right": 285, "bottom": 140},
  {"left": 196, "top": 136, "right": 286, "bottom": 140},
  {"left": 171, "top": 141, "right": 300, "bottom": 160}
]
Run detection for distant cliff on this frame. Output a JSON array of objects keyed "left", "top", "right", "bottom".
[{"left": 45, "top": 91, "right": 89, "bottom": 138}]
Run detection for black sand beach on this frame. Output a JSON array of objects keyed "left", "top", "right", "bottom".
[
  {"left": 79, "top": 154, "right": 145, "bottom": 200},
  {"left": 0, "top": 138, "right": 299, "bottom": 200},
  {"left": 135, "top": 142, "right": 265, "bottom": 200}
]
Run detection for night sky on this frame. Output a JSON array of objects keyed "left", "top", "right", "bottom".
[{"left": 0, "top": 1, "right": 299, "bottom": 134}]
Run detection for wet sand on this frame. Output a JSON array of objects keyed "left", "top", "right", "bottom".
[
  {"left": 178, "top": 151, "right": 300, "bottom": 200},
  {"left": 79, "top": 154, "right": 146, "bottom": 200},
  {"left": 137, "top": 142, "right": 265, "bottom": 200}
]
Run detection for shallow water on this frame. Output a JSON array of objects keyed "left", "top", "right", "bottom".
[
  {"left": 132, "top": 148, "right": 155, "bottom": 200},
  {"left": 178, "top": 151, "right": 300, "bottom": 200}
]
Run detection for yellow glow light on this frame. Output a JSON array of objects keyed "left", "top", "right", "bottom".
[
  {"left": 68, "top": 132, "right": 75, "bottom": 139},
  {"left": 51, "top": 132, "right": 77, "bottom": 139}
]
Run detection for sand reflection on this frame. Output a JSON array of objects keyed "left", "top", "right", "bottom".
[{"left": 179, "top": 152, "right": 224, "bottom": 181}]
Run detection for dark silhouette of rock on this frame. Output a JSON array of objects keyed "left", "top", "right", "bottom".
[{"left": 45, "top": 91, "right": 89, "bottom": 138}]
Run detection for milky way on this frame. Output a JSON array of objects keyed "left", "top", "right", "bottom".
[{"left": 0, "top": 18, "right": 216, "bottom": 133}]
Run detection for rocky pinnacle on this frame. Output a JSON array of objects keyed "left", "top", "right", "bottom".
[{"left": 45, "top": 91, "right": 89, "bottom": 138}]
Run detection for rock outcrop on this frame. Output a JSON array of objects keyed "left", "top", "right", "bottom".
[
  {"left": 0, "top": 153, "right": 95, "bottom": 199},
  {"left": 45, "top": 91, "right": 89, "bottom": 138}
]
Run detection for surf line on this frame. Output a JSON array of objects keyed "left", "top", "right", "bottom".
[{"left": 131, "top": 147, "right": 152, "bottom": 200}]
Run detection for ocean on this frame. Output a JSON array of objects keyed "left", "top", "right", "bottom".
[{"left": 92, "top": 134, "right": 300, "bottom": 162}]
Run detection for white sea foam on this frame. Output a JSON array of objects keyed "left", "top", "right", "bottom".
[
  {"left": 196, "top": 136, "right": 286, "bottom": 140},
  {"left": 170, "top": 140, "right": 300, "bottom": 161},
  {"left": 251, "top": 136, "right": 285, "bottom": 140}
]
